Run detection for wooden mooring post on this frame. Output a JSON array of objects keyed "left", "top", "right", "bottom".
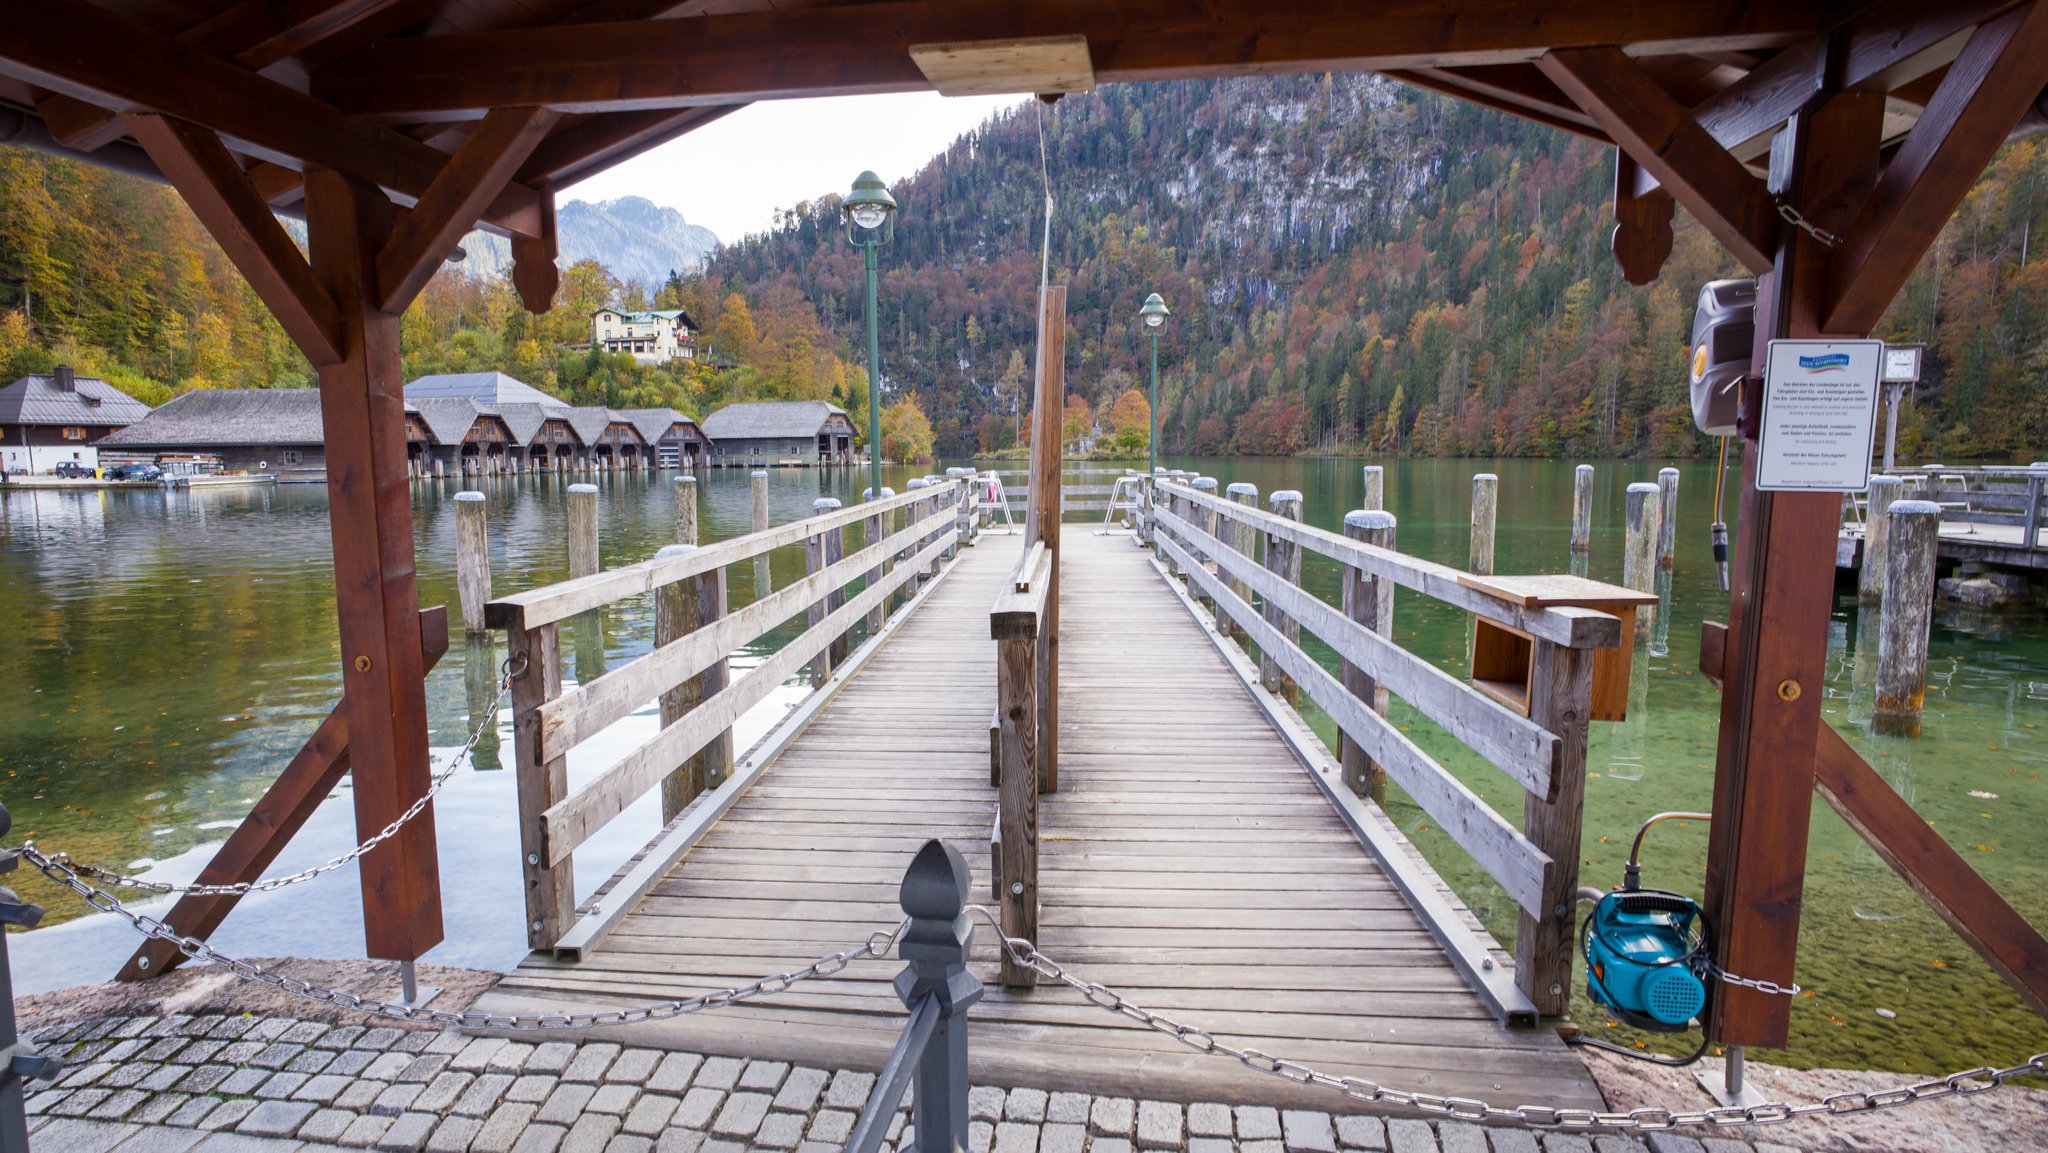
[
  {"left": 1656, "top": 468, "right": 1680, "bottom": 571},
  {"left": 1224, "top": 482, "right": 1258, "bottom": 642},
  {"left": 865, "top": 486, "right": 895, "bottom": 632},
  {"left": 454, "top": 491, "right": 490, "bottom": 635},
  {"left": 652, "top": 544, "right": 732, "bottom": 820},
  {"left": 1570, "top": 464, "right": 1594, "bottom": 559},
  {"left": 1859, "top": 475, "right": 1903, "bottom": 603},
  {"left": 1470, "top": 473, "right": 1497, "bottom": 576},
  {"left": 675, "top": 475, "right": 698, "bottom": 546},
  {"left": 1191, "top": 477, "right": 1219, "bottom": 620},
  {"left": 1260, "top": 489, "right": 1304, "bottom": 700},
  {"left": 751, "top": 470, "right": 771, "bottom": 597},
  {"left": 809, "top": 497, "right": 847, "bottom": 685},
  {"left": 1362, "top": 465, "right": 1385, "bottom": 512},
  {"left": 1875, "top": 500, "right": 1942, "bottom": 738},
  {"left": 1623, "top": 483, "right": 1660, "bottom": 601},
  {"left": 1340, "top": 509, "right": 1396, "bottom": 801},
  {"left": 567, "top": 483, "right": 600, "bottom": 579}
]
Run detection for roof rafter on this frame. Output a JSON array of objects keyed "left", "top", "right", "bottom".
[{"left": 377, "top": 106, "right": 560, "bottom": 312}]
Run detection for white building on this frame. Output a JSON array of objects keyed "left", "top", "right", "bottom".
[{"left": 591, "top": 307, "right": 700, "bottom": 365}]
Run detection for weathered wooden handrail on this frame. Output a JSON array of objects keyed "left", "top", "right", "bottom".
[{"left": 499, "top": 485, "right": 960, "bottom": 950}]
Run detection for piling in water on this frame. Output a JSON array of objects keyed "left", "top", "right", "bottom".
[
  {"left": 653, "top": 544, "right": 731, "bottom": 819},
  {"left": 1341, "top": 509, "right": 1396, "bottom": 802},
  {"left": 674, "top": 475, "right": 699, "bottom": 546},
  {"left": 1469, "top": 474, "right": 1497, "bottom": 576},
  {"left": 1225, "top": 482, "right": 1258, "bottom": 643},
  {"left": 567, "top": 483, "right": 600, "bottom": 580},
  {"left": 1860, "top": 475, "right": 1904, "bottom": 604},
  {"left": 1362, "top": 466, "right": 1385, "bottom": 513},
  {"left": 751, "top": 470, "right": 771, "bottom": 597},
  {"left": 1191, "top": 477, "right": 1219, "bottom": 620},
  {"left": 809, "top": 497, "right": 846, "bottom": 685},
  {"left": 1570, "top": 465, "right": 1594, "bottom": 556},
  {"left": 454, "top": 491, "right": 490, "bottom": 635},
  {"left": 1622, "top": 483, "right": 1660, "bottom": 599},
  {"left": 1656, "top": 468, "right": 1679, "bottom": 571},
  {"left": 1262, "top": 490, "right": 1304, "bottom": 701},
  {"left": 1876, "top": 500, "right": 1941, "bottom": 738}
]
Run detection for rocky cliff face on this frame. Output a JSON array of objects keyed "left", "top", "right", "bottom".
[{"left": 461, "top": 195, "right": 720, "bottom": 285}]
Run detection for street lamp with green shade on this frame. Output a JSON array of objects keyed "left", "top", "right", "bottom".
[
  {"left": 1139, "top": 292, "right": 1170, "bottom": 477},
  {"left": 842, "top": 171, "right": 897, "bottom": 503}
]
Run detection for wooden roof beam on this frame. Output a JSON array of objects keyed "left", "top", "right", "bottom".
[
  {"left": 1385, "top": 66, "right": 1607, "bottom": 141},
  {"left": 1824, "top": 1, "right": 2048, "bottom": 334},
  {"left": 376, "top": 106, "right": 559, "bottom": 312},
  {"left": 518, "top": 106, "right": 738, "bottom": 187},
  {"left": 0, "top": 3, "right": 547, "bottom": 239},
  {"left": 1633, "top": 0, "right": 2023, "bottom": 200},
  {"left": 1539, "top": 46, "right": 1778, "bottom": 272},
  {"left": 121, "top": 113, "right": 345, "bottom": 365},
  {"left": 309, "top": 0, "right": 1829, "bottom": 118}
]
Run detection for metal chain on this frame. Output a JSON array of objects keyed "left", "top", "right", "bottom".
[
  {"left": 965, "top": 907, "right": 2046, "bottom": 1131},
  {"left": 1775, "top": 199, "right": 1844, "bottom": 249},
  {"left": 1706, "top": 962, "right": 1802, "bottom": 998},
  {"left": 41, "top": 664, "right": 517, "bottom": 897},
  {"left": 20, "top": 846, "right": 903, "bottom": 1031}
]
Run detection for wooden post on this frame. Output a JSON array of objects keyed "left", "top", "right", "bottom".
[
  {"left": 905, "top": 478, "right": 932, "bottom": 584},
  {"left": 567, "top": 482, "right": 600, "bottom": 579},
  {"left": 1362, "top": 465, "right": 1385, "bottom": 512},
  {"left": 1876, "top": 500, "right": 1941, "bottom": 738},
  {"left": 1030, "top": 285, "right": 1065, "bottom": 796},
  {"left": 674, "top": 474, "right": 698, "bottom": 546},
  {"left": 652, "top": 544, "right": 718, "bottom": 820},
  {"left": 865, "top": 485, "right": 895, "bottom": 632},
  {"left": 1469, "top": 473, "right": 1498, "bottom": 576},
  {"left": 1191, "top": 476, "right": 1219, "bottom": 620},
  {"left": 1261, "top": 490, "right": 1304, "bottom": 699},
  {"left": 1623, "top": 482, "right": 1660, "bottom": 598},
  {"left": 454, "top": 491, "right": 491, "bottom": 635},
  {"left": 1656, "top": 467, "right": 1680, "bottom": 571},
  {"left": 1225, "top": 482, "right": 1258, "bottom": 643},
  {"left": 1570, "top": 464, "right": 1594, "bottom": 558},
  {"left": 1859, "top": 475, "right": 1903, "bottom": 603},
  {"left": 751, "top": 470, "right": 771, "bottom": 597},
  {"left": 1341, "top": 509, "right": 1396, "bottom": 802},
  {"left": 1517, "top": 638, "right": 1595, "bottom": 1016},
  {"left": 995, "top": 628, "right": 1038, "bottom": 988},
  {"left": 948, "top": 467, "right": 975, "bottom": 552},
  {"left": 808, "top": 497, "right": 847, "bottom": 685},
  {"left": 506, "top": 617, "right": 572, "bottom": 948}
]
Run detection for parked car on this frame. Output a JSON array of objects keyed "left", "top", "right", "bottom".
[
  {"left": 107, "top": 463, "right": 164, "bottom": 482},
  {"left": 52, "top": 461, "right": 94, "bottom": 479}
]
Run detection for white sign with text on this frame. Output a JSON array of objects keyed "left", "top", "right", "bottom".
[{"left": 1756, "top": 339, "right": 1884, "bottom": 492}]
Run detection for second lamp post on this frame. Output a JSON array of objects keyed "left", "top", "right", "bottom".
[
  {"left": 1140, "top": 292, "right": 1170, "bottom": 477},
  {"left": 843, "top": 171, "right": 897, "bottom": 503}
]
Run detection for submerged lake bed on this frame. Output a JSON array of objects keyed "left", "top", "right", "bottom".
[{"left": 3, "top": 457, "right": 2044, "bottom": 1077}]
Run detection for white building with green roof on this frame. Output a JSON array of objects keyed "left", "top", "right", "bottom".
[{"left": 591, "top": 307, "right": 699, "bottom": 365}]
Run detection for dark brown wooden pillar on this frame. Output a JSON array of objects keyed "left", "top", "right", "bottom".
[{"left": 305, "top": 170, "right": 444, "bottom": 962}]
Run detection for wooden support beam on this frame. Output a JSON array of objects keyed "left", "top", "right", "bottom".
[
  {"left": 1539, "top": 46, "right": 1778, "bottom": 272},
  {"left": 122, "top": 113, "right": 345, "bottom": 366},
  {"left": 0, "top": 3, "right": 546, "bottom": 238},
  {"left": 114, "top": 607, "right": 451, "bottom": 983},
  {"left": 375, "top": 107, "right": 558, "bottom": 312},
  {"left": 305, "top": 168, "right": 444, "bottom": 963},
  {"left": 309, "top": 0, "right": 1828, "bottom": 118},
  {"left": 518, "top": 106, "right": 737, "bottom": 188},
  {"left": 1385, "top": 66, "right": 1607, "bottom": 141},
  {"left": 1813, "top": 726, "right": 2048, "bottom": 1019},
  {"left": 1824, "top": 2, "right": 2048, "bottom": 334},
  {"left": 1611, "top": 152, "right": 1676, "bottom": 286},
  {"left": 512, "top": 185, "right": 560, "bottom": 315}
]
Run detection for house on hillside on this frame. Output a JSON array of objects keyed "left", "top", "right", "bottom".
[
  {"left": 98, "top": 389, "right": 327, "bottom": 479},
  {"left": 0, "top": 367, "right": 153, "bottom": 474},
  {"left": 591, "top": 308, "right": 699, "bottom": 365},
  {"left": 700, "top": 401, "right": 857, "bottom": 467}
]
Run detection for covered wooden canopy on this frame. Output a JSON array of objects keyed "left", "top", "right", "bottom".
[{"left": 12, "top": 0, "right": 2047, "bottom": 1056}]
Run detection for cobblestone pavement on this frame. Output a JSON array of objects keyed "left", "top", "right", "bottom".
[{"left": 23, "top": 1015, "right": 1816, "bottom": 1153}]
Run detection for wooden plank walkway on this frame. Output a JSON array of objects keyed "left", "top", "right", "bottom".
[{"left": 476, "top": 527, "right": 1603, "bottom": 1108}]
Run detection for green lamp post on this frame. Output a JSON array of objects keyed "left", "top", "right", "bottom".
[
  {"left": 842, "top": 171, "right": 897, "bottom": 504},
  {"left": 1139, "top": 292, "right": 1170, "bottom": 477}
]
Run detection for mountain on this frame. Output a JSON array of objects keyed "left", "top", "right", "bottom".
[
  {"left": 683, "top": 76, "right": 2048, "bottom": 461},
  {"left": 463, "top": 195, "right": 720, "bottom": 286}
]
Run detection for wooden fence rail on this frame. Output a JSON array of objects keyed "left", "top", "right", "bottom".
[
  {"left": 1152, "top": 477, "right": 1620, "bottom": 1017},
  {"left": 491, "top": 482, "right": 964, "bottom": 955}
]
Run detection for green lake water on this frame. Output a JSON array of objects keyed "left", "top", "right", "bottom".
[{"left": 3, "top": 457, "right": 2044, "bottom": 1077}]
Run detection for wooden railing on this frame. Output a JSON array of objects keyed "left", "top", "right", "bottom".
[
  {"left": 1848, "top": 465, "right": 2047, "bottom": 546},
  {"left": 488, "top": 480, "right": 970, "bottom": 956},
  {"left": 1151, "top": 477, "right": 1622, "bottom": 1021}
]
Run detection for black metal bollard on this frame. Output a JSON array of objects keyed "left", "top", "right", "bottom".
[
  {"left": 849, "top": 839, "right": 983, "bottom": 1153},
  {"left": 0, "top": 804, "right": 63, "bottom": 1153}
]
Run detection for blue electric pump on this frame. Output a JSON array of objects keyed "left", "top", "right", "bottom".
[{"left": 1583, "top": 813, "right": 1711, "bottom": 1034}]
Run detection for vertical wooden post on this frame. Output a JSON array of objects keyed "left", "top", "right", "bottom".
[
  {"left": 1859, "top": 475, "right": 1903, "bottom": 603},
  {"left": 567, "top": 482, "right": 600, "bottom": 579},
  {"left": 1030, "top": 286, "right": 1066, "bottom": 796},
  {"left": 1190, "top": 476, "right": 1219, "bottom": 621},
  {"left": 905, "top": 478, "right": 932, "bottom": 584},
  {"left": 1875, "top": 500, "right": 1941, "bottom": 738},
  {"left": 1517, "top": 638, "right": 1595, "bottom": 1016},
  {"left": 1341, "top": 510, "right": 1396, "bottom": 802},
  {"left": 304, "top": 170, "right": 440, "bottom": 962},
  {"left": 808, "top": 498, "right": 845, "bottom": 685},
  {"left": 1623, "top": 482, "right": 1660, "bottom": 597},
  {"left": 1225, "top": 482, "right": 1258, "bottom": 643},
  {"left": 1261, "top": 490, "right": 1304, "bottom": 699},
  {"left": 1362, "top": 465, "right": 1384, "bottom": 512},
  {"left": 454, "top": 491, "right": 491, "bottom": 635},
  {"left": 506, "top": 617, "right": 572, "bottom": 948},
  {"left": 1570, "top": 464, "right": 1594, "bottom": 560},
  {"left": 948, "top": 467, "right": 975, "bottom": 553},
  {"left": 653, "top": 544, "right": 698, "bottom": 821},
  {"left": 1469, "top": 473, "right": 1498, "bottom": 576},
  {"left": 675, "top": 475, "right": 699, "bottom": 546},
  {"left": 750, "top": 470, "right": 771, "bottom": 596},
  {"left": 1656, "top": 467, "right": 1680, "bottom": 571},
  {"left": 865, "top": 485, "right": 895, "bottom": 632},
  {"left": 996, "top": 629, "right": 1038, "bottom": 988}
]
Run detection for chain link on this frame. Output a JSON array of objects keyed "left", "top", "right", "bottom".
[
  {"left": 20, "top": 846, "right": 904, "bottom": 1031},
  {"left": 1707, "top": 962, "right": 1802, "bottom": 998},
  {"left": 42, "top": 666, "right": 516, "bottom": 897},
  {"left": 964, "top": 907, "right": 2047, "bottom": 1131},
  {"left": 1775, "top": 200, "right": 1844, "bottom": 249}
]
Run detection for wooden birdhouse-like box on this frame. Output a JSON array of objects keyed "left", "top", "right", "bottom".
[{"left": 1458, "top": 574, "right": 1659, "bottom": 722}]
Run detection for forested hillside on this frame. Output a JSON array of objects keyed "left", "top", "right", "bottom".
[{"left": 1, "top": 74, "right": 2044, "bottom": 461}]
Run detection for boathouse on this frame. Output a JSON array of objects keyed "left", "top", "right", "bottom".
[
  {"left": 700, "top": 399, "right": 857, "bottom": 466},
  {"left": 97, "top": 388, "right": 327, "bottom": 478},
  {"left": 0, "top": 367, "right": 152, "bottom": 474}
]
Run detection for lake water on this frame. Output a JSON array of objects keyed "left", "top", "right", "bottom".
[{"left": 2, "top": 457, "right": 2043, "bottom": 1077}]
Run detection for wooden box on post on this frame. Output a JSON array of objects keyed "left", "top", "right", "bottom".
[{"left": 1460, "top": 574, "right": 1656, "bottom": 722}]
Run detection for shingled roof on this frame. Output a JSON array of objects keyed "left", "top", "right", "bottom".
[
  {"left": 405, "top": 372, "right": 562, "bottom": 407},
  {"left": 100, "top": 389, "right": 325, "bottom": 448},
  {"left": 0, "top": 372, "right": 152, "bottom": 427},
  {"left": 615, "top": 408, "right": 698, "bottom": 445},
  {"left": 700, "top": 401, "right": 850, "bottom": 441},
  {"left": 410, "top": 397, "right": 489, "bottom": 445}
]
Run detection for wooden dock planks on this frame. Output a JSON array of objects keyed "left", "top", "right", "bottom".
[{"left": 476, "top": 527, "right": 1603, "bottom": 1109}]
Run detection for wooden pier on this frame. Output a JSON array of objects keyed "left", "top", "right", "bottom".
[{"left": 476, "top": 525, "right": 1602, "bottom": 1107}]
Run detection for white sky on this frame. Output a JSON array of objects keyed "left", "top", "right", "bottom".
[{"left": 563, "top": 93, "right": 1026, "bottom": 246}]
